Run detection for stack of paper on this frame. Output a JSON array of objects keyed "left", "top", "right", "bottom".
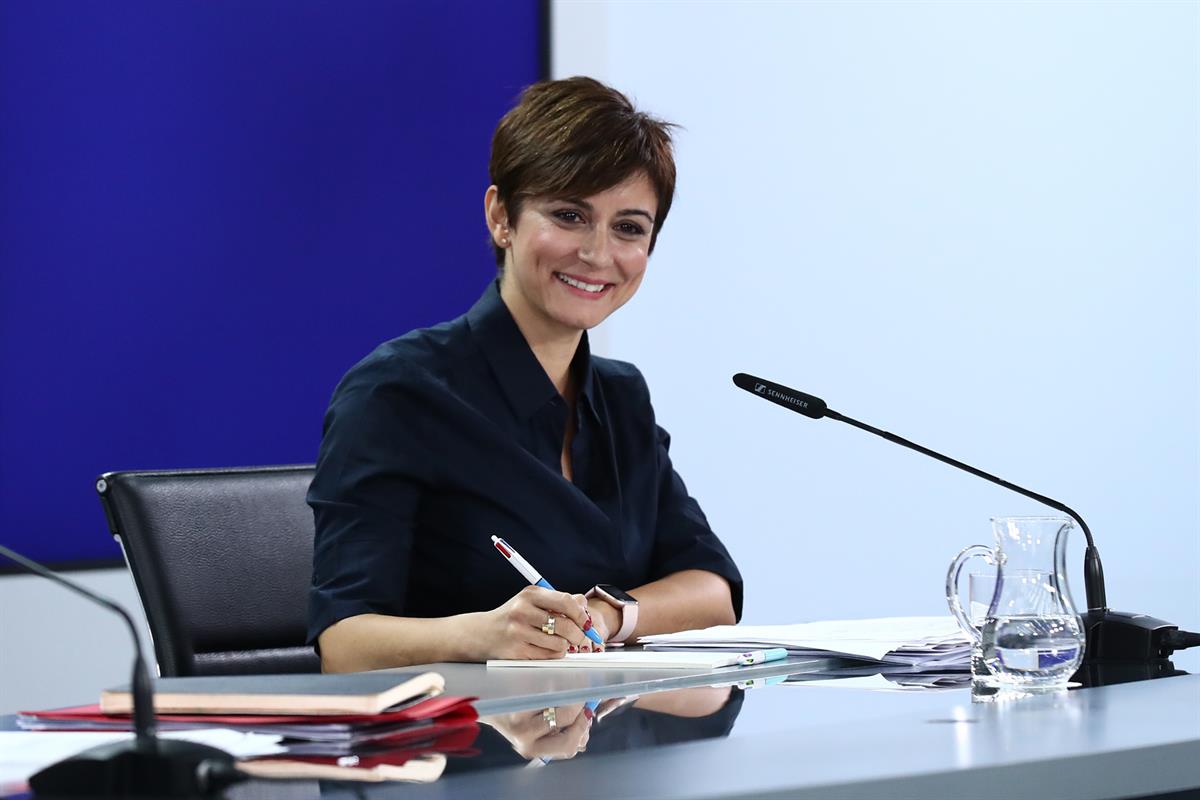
[
  {"left": 638, "top": 616, "right": 971, "bottom": 669},
  {"left": 239, "top": 752, "right": 450, "bottom": 783},
  {"left": 98, "top": 671, "right": 445, "bottom": 716},
  {"left": 10, "top": 671, "right": 478, "bottom": 789},
  {"left": 13, "top": 697, "right": 480, "bottom": 787},
  {"left": 18, "top": 695, "right": 477, "bottom": 756}
]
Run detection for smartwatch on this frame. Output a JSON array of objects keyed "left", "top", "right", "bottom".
[{"left": 586, "top": 584, "right": 639, "bottom": 644}]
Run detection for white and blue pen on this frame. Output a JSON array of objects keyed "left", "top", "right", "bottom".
[
  {"left": 491, "top": 535, "right": 604, "bottom": 647},
  {"left": 737, "top": 648, "right": 788, "bottom": 666}
]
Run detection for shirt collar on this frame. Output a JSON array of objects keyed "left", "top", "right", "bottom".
[
  {"left": 573, "top": 330, "right": 603, "bottom": 426},
  {"left": 467, "top": 280, "right": 601, "bottom": 424}
]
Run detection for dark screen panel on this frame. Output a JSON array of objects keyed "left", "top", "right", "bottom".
[{"left": 0, "top": 1, "right": 542, "bottom": 567}]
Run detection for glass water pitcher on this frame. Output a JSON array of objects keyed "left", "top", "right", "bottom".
[{"left": 947, "top": 516, "right": 1086, "bottom": 691}]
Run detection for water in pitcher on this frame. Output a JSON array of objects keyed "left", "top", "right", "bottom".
[{"left": 982, "top": 614, "right": 1085, "bottom": 686}]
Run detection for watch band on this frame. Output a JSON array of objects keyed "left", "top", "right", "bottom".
[{"left": 586, "top": 585, "right": 639, "bottom": 644}]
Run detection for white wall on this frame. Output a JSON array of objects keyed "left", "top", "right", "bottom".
[
  {"left": 2, "top": 5, "right": 1195, "bottom": 716},
  {"left": 554, "top": 2, "right": 1199, "bottom": 627},
  {"left": 0, "top": 569, "right": 151, "bottom": 715}
]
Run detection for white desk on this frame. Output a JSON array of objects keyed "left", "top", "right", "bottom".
[
  {"left": 5, "top": 659, "right": 1196, "bottom": 799},
  {"left": 322, "top": 668, "right": 1200, "bottom": 800}
]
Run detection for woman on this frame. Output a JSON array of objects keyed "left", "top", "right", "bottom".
[{"left": 308, "top": 77, "right": 741, "bottom": 672}]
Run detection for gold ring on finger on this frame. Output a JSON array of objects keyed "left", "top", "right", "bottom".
[
  {"left": 541, "top": 615, "right": 556, "bottom": 636},
  {"left": 542, "top": 707, "right": 557, "bottom": 730}
]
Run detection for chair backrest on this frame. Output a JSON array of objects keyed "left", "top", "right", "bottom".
[{"left": 97, "top": 465, "right": 320, "bottom": 677}]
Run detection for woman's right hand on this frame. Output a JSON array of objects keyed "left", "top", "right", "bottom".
[{"left": 468, "top": 585, "right": 599, "bottom": 660}]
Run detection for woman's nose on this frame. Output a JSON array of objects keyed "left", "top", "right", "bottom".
[{"left": 578, "top": 226, "right": 612, "bottom": 267}]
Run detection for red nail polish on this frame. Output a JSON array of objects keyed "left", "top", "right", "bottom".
[
  {"left": 583, "top": 617, "right": 593, "bottom": 632},
  {"left": 583, "top": 707, "right": 595, "bottom": 721},
  {"left": 568, "top": 645, "right": 577, "bottom": 653}
]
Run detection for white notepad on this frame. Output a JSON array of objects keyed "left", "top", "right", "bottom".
[
  {"left": 486, "top": 651, "right": 747, "bottom": 670},
  {"left": 637, "top": 616, "right": 970, "bottom": 665}
]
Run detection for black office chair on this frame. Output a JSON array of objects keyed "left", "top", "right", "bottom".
[{"left": 96, "top": 465, "right": 321, "bottom": 677}]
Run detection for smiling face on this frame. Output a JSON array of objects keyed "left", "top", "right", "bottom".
[{"left": 487, "top": 172, "right": 658, "bottom": 340}]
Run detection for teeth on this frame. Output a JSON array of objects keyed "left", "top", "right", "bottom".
[{"left": 556, "top": 273, "right": 606, "bottom": 293}]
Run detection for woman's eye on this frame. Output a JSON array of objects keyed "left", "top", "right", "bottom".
[
  {"left": 616, "top": 221, "right": 647, "bottom": 236},
  {"left": 553, "top": 209, "right": 584, "bottom": 223}
]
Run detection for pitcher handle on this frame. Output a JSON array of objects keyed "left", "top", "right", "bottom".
[{"left": 946, "top": 544, "right": 996, "bottom": 643}]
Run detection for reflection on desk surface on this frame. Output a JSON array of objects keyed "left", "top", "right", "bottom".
[
  {"left": 780, "top": 657, "right": 1191, "bottom": 691},
  {"left": 230, "top": 685, "right": 744, "bottom": 790},
  {"left": 228, "top": 663, "right": 1196, "bottom": 795},
  {"left": 460, "top": 684, "right": 744, "bottom": 774}
]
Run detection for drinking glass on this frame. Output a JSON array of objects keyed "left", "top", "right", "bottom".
[{"left": 966, "top": 573, "right": 999, "bottom": 701}]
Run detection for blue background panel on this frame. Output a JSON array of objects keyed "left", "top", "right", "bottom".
[{"left": 0, "top": 1, "right": 542, "bottom": 568}]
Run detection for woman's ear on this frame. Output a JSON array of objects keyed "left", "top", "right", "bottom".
[{"left": 484, "top": 185, "right": 510, "bottom": 247}]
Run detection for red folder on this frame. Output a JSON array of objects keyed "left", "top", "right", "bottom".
[{"left": 19, "top": 694, "right": 475, "bottom": 729}]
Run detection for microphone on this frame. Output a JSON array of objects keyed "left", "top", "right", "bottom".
[
  {"left": 732, "top": 373, "right": 1196, "bottom": 664},
  {"left": 0, "top": 543, "right": 243, "bottom": 797}
]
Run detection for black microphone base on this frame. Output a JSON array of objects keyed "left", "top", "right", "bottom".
[
  {"left": 29, "top": 737, "right": 239, "bottom": 798},
  {"left": 1072, "top": 657, "right": 1185, "bottom": 688},
  {"left": 1081, "top": 608, "right": 1178, "bottom": 662}
]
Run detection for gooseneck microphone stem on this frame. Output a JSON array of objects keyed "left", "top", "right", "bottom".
[
  {"left": 0, "top": 543, "right": 157, "bottom": 744},
  {"left": 826, "top": 408, "right": 1108, "bottom": 612},
  {"left": 0, "top": 542, "right": 244, "bottom": 796},
  {"left": 730, "top": 372, "right": 1109, "bottom": 613},
  {"left": 731, "top": 372, "right": 1200, "bottom": 663}
]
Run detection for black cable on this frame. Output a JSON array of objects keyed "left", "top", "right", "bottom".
[{"left": 1162, "top": 629, "right": 1200, "bottom": 653}]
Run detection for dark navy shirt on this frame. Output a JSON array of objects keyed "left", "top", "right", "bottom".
[{"left": 306, "top": 281, "right": 743, "bottom": 645}]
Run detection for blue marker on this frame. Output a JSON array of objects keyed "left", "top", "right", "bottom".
[{"left": 491, "top": 535, "right": 604, "bottom": 647}]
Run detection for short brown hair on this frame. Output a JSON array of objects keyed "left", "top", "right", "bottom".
[{"left": 488, "top": 76, "right": 677, "bottom": 267}]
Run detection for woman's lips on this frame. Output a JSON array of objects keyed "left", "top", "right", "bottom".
[{"left": 554, "top": 272, "right": 612, "bottom": 297}]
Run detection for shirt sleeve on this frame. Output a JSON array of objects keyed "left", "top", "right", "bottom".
[
  {"left": 648, "top": 422, "right": 745, "bottom": 622},
  {"left": 305, "top": 360, "right": 433, "bottom": 647}
]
